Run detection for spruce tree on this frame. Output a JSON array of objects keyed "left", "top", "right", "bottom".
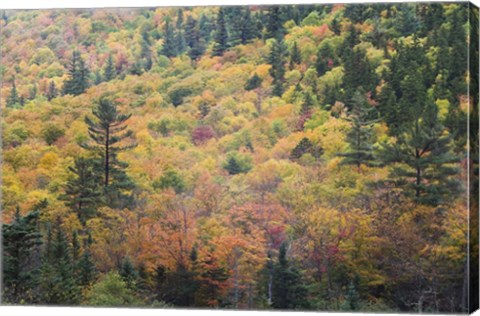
[
  {"left": 289, "top": 41, "right": 302, "bottom": 70},
  {"left": 81, "top": 97, "right": 137, "bottom": 207},
  {"left": 175, "top": 9, "right": 186, "bottom": 55},
  {"left": 271, "top": 243, "right": 309, "bottom": 309},
  {"left": 342, "top": 47, "right": 376, "bottom": 103},
  {"left": 338, "top": 89, "right": 378, "bottom": 170},
  {"left": 2, "top": 207, "right": 43, "bottom": 304},
  {"left": 46, "top": 80, "right": 58, "bottom": 101},
  {"left": 162, "top": 19, "right": 177, "bottom": 58},
  {"left": 268, "top": 38, "right": 287, "bottom": 97},
  {"left": 212, "top": 7, "right": 228, "bottom": 56},
  {"left": 240, "top": 8, "right": 256, "bottom": 44},
  {"left": 59, "top": 157, "right": 102, "bottom": 226},
  {"left": 199, "top": 14, "right": 212, "bottom": 42},
  {"left": 63, "top": 50, "right": 89, "bottom": 96},
  {"left": 315, "top": 43, "right": 335, "bottom": 76},
  {"left": 39, "top": 221, "right": 79, "bottom": 305},
  {"left": 119, "top": 257, "right": 138, "bottom": 289},
  {"left": 185, "top": 16, "right": 205, "bottom": 61},
  {"left": 76, "top": 233, "right": 96, "bottom": 287},
  {"left": 6, "top": 78, "right": 19, "bottom": 107},
  {"left": 103, "top": 54, "right": 116, "bottom": 82},
  {"left": 265, "top": 6, "right": 284, "bottom": 40},
  {"left": 245, "top": 73, "right": 262, "bottom": 91}
]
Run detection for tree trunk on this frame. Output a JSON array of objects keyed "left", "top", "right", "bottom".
[{"left": 105, "top": 126, "right": 109, "bottom": 187}]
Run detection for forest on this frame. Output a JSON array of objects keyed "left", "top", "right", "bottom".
[{"left": 1, "top": 2, "right": 478, "bottom": 313}]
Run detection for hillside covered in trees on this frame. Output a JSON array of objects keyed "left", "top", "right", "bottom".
[{"left": 1, "top": 3, "right": 478, "bottom": 313}]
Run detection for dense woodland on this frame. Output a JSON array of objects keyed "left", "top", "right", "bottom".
[{"left": 1, "top": 3, "right": 478, "bottom": 312}]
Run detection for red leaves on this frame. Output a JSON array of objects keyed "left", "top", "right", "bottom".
[{"left": 192, "top": 125, "right": 216, "bottom": 145}]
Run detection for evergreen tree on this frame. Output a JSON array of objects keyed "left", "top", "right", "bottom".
[
  {"left": 28, "top": 84, "right": 37, "bottom": 100},
  {"left": 2, "top": 207, "right": 42, "bottom": 304},
  {"left": 162, "top": 19, "right": 176, "bottom": 58},
  {"left": 185, "top": 16, "right": 205, "bottom": 61},
  {"left": 175, "top": 9, "right": 187, "bottom": 54},
  {"left": 81, "top": 97, "right": 137, "bottom": 207},
  {"left": 380, "top": 99, "right": 460, "bottom": 206},
  {"left": 199, "top": 14, "right": 212, "bottom": 42},
  {"left": 447, "top": 5, "right": 467, "bottom": 100},
  {"left": 331, "top": 17, "right": 341, "bottom": 35},
  {"left": 224, "top": 156, "right": 242, "bottom": 175},
  {"left": 341, "top": 281, "right": 361, "bottom": 311},
  {"left": 315, "top": 43, "right": 336, "bottom": 76},
  {"left": 6, "top": 78, "right": 19, "bottom": 107},
  {"left": 76, "top": 233, "right": 96, "bottom": 287},
  {"left": 240, "top": 8, "right": 256, "bottom": 44},
  {"left": 271, "top": 243, "right": 309, "bottom": 309},
  {"left": 120, "top": 257, "right": 138, "bottom": 289},
  {"left": 342, "top": 47, "right": 376, "bottom": 103},
  {"left": 63, "top": 50, "right": 89, "bottom": 96},
  {"left": 212, "top": 7, "right": 228, "bottom": 56},
  {"left": 59, "top": 157, "right": 102, "bottom": 226},
  {"left": 244, "top": 73, "right": 262, "bottom": 91},
  {"left": 268, "top": 38, "right": 287, "bottom": 97},
  {"left": 265, "top": 6, "right": 284, "bottom": 40},
  {"left": 103, "top": 54, "right": 116, "bottom": 82},
  {"left": 338, "top": 89, "right": 378, "bottom": 170},
  {"left": 225, "top": 7, "right": 243, "bottom": 47},
  {"left": 290, "top": 137, "right": 323, "bottom": 160},
  {"left": 289, "top": 41, "right": 301, "bottom": 70},
  {"left": 46, "top": 80, "right": 58, "bottom": 101},
  {"left": 39, "top": 221, "right": 79, "bottom": 305}
]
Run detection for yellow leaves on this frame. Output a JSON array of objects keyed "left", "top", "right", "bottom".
[
  {"left": 436, "top": 99, "right": 450, "bottom": 121},
  {"left": 38, "top": 151, "right": 59, "bottom": 171},
  {"left": 254, "top": 64, "right": 271, "bottom": 79}
]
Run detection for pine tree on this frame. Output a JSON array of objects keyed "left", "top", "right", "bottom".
[
  {"left": 289, "top": 41, "right": 301, "bottom": 70},
  {"left": 212, "top": 7, "right": 228, "bottom": 56},
  {"left": 240, "top": 8, "right": 256, "bottom": 44},
  {"left": 338, "top": 89, "right": 378, "bottom": 171},
  {"left": 244, "top": 73, "right": 262, "bottom": 91},
  {"left": 81, "top": 97, "right": 137, "bottom": 207},
  {"left": 175, "top": 9, "right": 186, "bottom": 55},
  {"left": 265, "top": 6, "right": 284, "bottom": 40},
  {"left": 343, "top": 47, "right": 377, "bottom": 103},
  {"left": 225, "top": 7, "right": 243, "bottom": 47},
  {"left": 341, "top": 281, "right": 361, "bottom": 311},
  {"left": 199, "top": 14, "right": 212, "bottom": 42},
  {"left": 46, "top": 80, "right": 58, "bottom": 101},
  {"left": 380, "top": 99, "right": 460, "bottom": 206},
  {"left": 268, "top": 38, "right": 287, "bottom": 97},
  {"left": 76, "top": 233, "right": 96, "bottom": 287},
  {"left": 59, "top": 157, "right": 102, "bottom": 226},
  {"left": 2, "top": 207, "right": 43, "bottom": 304},
  {"left": 271, "top": 243, "right": 309, "bottom": 309},
  {"left": 103, "top": 55, "right": 116, "bottom": 82},
  {"left": 39, "top": 221, "right": 79, "bottom": 305},
  {"left": 63, "top": 50, "right": 89, "bottom": 96},
  {"left": 224, "top": 156, "right": 242, "bottom": 175},
  {"left": 120, "top": 257, "right": 138, "bottom": 289},
  {"left": 290, "top": 137, "right": 323, "bottom": 160},
  {"left": 6, "top": 78, "right": 19, "bottom": 107},
  {"left": 315, "top": 43, "right": 336, "bottom": 76},
  {"left": 162, "top": 19, "right": 177, "bottom": 58},
  {"left": 185, "top": 16, "right": 205, "bottom": 61},
  {"left": 28, "top": 84, "right": 37, "bottom": 100}
]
